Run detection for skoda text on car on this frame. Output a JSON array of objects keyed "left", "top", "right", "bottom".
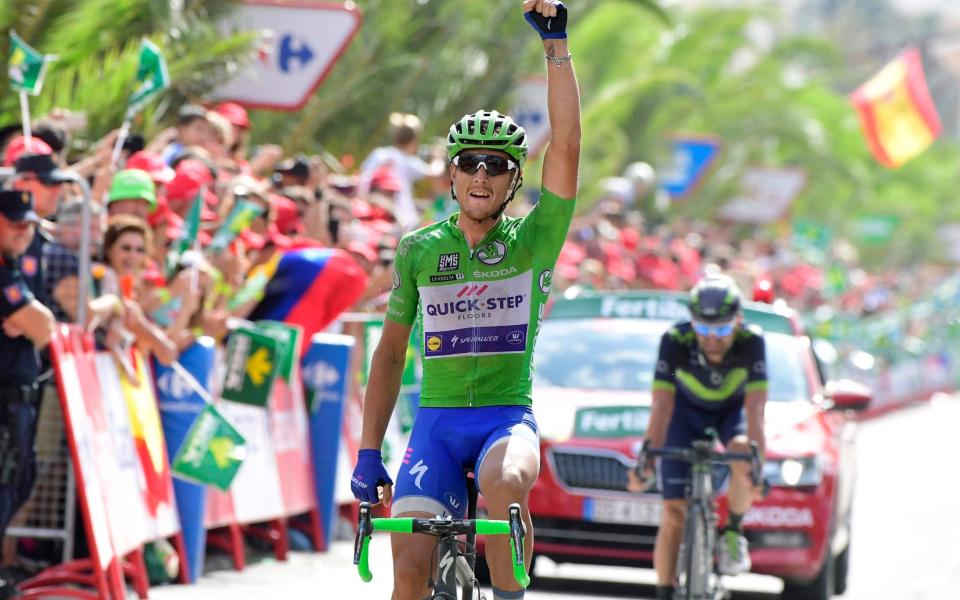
[{"left": 526, "top": 290, "right": 871, "bottom": 600}]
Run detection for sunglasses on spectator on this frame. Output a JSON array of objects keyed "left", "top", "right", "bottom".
[
  {"left": 119, "top": 244, "right": 146, "bottom": 254},
  {"left": 453, "top": 154, "right": 518, "bottom": 177},
  {"left": 692, "top": 320, "right": 735, "bottom": 337}
]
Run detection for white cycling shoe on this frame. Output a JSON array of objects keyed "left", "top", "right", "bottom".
[{"left": 717, "top": 529, "right": 751, "bottom": 576}]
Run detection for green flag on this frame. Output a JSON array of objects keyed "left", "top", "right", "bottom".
[
  {"left": 853, "top": 215, "right": 899, "bottom": 246},
  {"left": 171, "top": 404, "right": 246, "bottom": 491},
  {"left": 221, "top": 325, "right": 281, "bottom": 407},
  {"left": 210, "top": 200, "right": 264, "bottom": 254},
  {"left": 165, "top": 189, "right": 203, "bottom": 277},
  {"left": 128, "top": 39, "right": 169, "bottom": 115},
  {"left": 8, "top": 32, "right": 50, "bottom": 95},
  {"left": 255, "top": 321, "right": 303, "bottom": 381}
]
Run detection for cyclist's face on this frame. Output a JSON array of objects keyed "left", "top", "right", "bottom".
[
  {"left": 693, "top": 316, "right": 739, "bottom": 364},
  {"left": 450, "top": 150, "right": 518, "bottom": 221}
]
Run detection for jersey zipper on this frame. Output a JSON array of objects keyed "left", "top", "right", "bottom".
[{"left": 462, "top": 221, "right": 504, "bottom": 407}]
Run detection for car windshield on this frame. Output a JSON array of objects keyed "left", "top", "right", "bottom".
[{"left": 533, "top": 319, "right": 810, "bottom": 401}]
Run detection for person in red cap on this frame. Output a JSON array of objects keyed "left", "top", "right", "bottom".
[
  {"left": 164, "top": 159, "right": 218, "bottom": 220},
  {"left": 357, "top": 112, "right": 445, "bottom": 229},
  {"left": 125, "top": 151, "right": 175, "bottom": 186},
  {"left": 2, "top": 136, "right": 52, "bottom": 167},
  {"left": 213, "top": 102, "right": 251, "bottom": 168}
]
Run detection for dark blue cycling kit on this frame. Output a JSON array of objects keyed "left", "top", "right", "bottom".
[
  {"left": 652, "top": 322, "right": 767, "bottom": 499},
  {"left": 392, "top": 406, "right": 539, "bottom": 518}
]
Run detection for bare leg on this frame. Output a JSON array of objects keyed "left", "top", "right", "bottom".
[
  {"left": 725, "top": 435, "right": 755, "bottom": 517},
  {"left": 655, "top": 499, "right": 687, "bottom": 586},
  {"left": 477, "top": 436, "right": 540, "bottom": 592},
  {"left": 391, "top": 511, "right": 436, "bottom": 600}
]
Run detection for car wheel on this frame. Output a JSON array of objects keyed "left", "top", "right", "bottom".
[
  {"left": 833, "top": 544, "right": 849, "bottom": 596},
  {"left": 781, "top": 550, "right": 833, "bottom": 600}
]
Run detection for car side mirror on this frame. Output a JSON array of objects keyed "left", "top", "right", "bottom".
[{"left": 824, "top": 378, "right": 872, "bottom": 411}]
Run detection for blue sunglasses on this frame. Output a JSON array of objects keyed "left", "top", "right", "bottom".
[{"left": 692, "top": 320, "right": 735, "bottom": 337}]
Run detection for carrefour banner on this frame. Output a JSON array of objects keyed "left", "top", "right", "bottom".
[
  {"left": 155, "top": 339, "right": 217, "bottom": 583},
  {"left": 658, "top": 135, "right": 720, "bottom": 199},
  {"left": 303, "top": 333, "right": 354, "bottom": 551}
]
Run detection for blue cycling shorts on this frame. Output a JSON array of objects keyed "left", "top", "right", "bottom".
[
  {"left": 391, "top": 405, "right": 539, "bottom": 518},
  {"left": 657, "top": 401, "right": 745, "bottom": 500}
]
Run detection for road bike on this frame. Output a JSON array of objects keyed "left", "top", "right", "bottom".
[
  {"left": 638, "top": 429, "right": 762, "bottom": 600},
  {"left": 354, "top": 476, "right": 529, "bottom": 600}
]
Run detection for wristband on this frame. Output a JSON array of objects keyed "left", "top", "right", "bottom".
[{"left": 546, "top": 53, "right": 573, "bottom": 69}]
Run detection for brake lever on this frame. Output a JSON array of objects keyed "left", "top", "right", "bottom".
[
  {"left": 748, "top": 441, "right": 762, "bottom": 487},
  {"left": 354, "top": 502, "right": 372, "bottom": 565}
]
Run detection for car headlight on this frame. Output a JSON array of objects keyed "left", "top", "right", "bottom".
[{"left": 762, "top": 457, "right": 822, "bottom": 487}]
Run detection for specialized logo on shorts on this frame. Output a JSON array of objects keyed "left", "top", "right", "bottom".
[
  {"left": 426, "top": 336, "right": 442, "bottom": 352},
  {"left": 437, "top": 252, "right": 459, "bottom": 272},
  {"left": 3, "top": 284, "right": 22, "bottom": 305},
  {"left": 409, "top": 459, "right": 429, "bottom": 490},
  {"left": 392, "top": 266, "right": 401, "bottom": 289},
  {"left": 538, "top": 269, "right": 552, "bottom": 294},
  {"left": 20, "top": 256, "right": 37, "bottom": 277},
  {"left": 476, "top": 240, "right": 506, "bottom": 265}
]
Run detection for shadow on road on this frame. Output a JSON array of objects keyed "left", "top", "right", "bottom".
[{"left": 531, "top": 576, "right": 780, "bottom": 599}]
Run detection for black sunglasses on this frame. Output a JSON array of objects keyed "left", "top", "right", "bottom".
[{"left": 453, "top": 154, "right": 518, "bottom": 177}]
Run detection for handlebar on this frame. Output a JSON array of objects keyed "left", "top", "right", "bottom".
[
  {"left": 637, "top": 438, "right": 764, "bottom": 487},
  {"left": 353, "top": 502, "right": 530, "bottom": 588}
]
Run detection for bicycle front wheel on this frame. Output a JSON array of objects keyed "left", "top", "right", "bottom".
[{"left": 679, "top": 502, "right": 711, "bottom": 600}]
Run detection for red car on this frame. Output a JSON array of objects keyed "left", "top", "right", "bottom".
[{"left": 524, "top": 290, "right": 871, "bottom": 600}]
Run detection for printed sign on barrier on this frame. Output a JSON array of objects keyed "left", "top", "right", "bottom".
[
  {"left": 94, "top": 354, "right": 151, "bottom": 555},
  {"left": 216, "top": 400, "right": 285, "bottom": 523},
  {"left": 112, "top": 352, "right": 182, "bottom": 539}
]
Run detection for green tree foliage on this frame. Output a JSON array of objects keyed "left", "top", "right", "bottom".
[{"left": 0, "top": 0, "right": 255, "bottom": 139}]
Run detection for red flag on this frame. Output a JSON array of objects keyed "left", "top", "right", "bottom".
[{"left": 850, "top": 47, "right": 941, "bottom": 168}]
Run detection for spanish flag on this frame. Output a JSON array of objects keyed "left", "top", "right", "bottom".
[{"left": 850, "top": 47, "right": 941, "bottom": 168}]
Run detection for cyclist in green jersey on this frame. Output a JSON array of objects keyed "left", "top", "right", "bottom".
[{"left": 350, "top": 2, "right": 580, "bottom": 598}]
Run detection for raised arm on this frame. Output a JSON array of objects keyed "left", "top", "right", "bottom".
[{"left": 524, "top": 0, "right": 581, "bottom": 199}]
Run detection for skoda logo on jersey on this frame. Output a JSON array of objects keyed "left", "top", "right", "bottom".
[
  {"left": 392, "top": 266, "right": 401, "bottom": 290},
  {"left": 539, "top": 269, "right": 553, "bottom": 294},
  {"left": 476, "top": 240, "right": 507, "bottom": 265}
]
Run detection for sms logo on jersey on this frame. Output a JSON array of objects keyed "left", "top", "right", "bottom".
[{"left": 426, "top": 336, "right": 442, "bottom": 352}]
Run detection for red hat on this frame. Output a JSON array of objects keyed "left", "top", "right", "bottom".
[
  {"left": 126, "top": 151, "right": 175, "bottom": 183},
  {"left": 214, "top": 102, "right": 250, "bottom": 129},
  {"left": 270, "top": 193, "right": 302, "bottom": 235},
  {"left": 240, "top": 224, "right": 290, "bottom": 251},
  {"left": 346, "top": 240, "right": 378, "bottom": 264},
  {"left": 370, "top": 166, "right": 403, "bottom": 194},
  {"left": 4, "top": 136, "right": 52, "bottom": 166},
  {"left": 166, "top": 159, "right": 217, "bottom": 206}
]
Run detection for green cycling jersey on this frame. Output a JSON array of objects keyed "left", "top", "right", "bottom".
[{"left": 386, "top": 187, "right": 575, "bottom": 407}]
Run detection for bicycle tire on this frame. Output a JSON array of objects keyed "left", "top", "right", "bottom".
[{"left": 680, "top": 502, "right": 710, "bottom": 600}]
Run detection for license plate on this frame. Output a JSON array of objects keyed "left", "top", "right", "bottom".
[{"left": 584, "top": 496, "right": 662, "bottom": 526}]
